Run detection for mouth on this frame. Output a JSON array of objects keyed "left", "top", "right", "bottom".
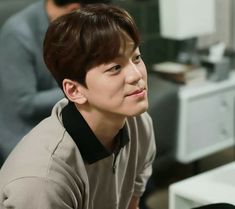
[{"left": 126, "top": 88, "right": 146, "bottom": 97}]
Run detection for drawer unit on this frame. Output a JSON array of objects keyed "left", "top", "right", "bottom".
[{"left": 176, "top": 74, "right": 235, "bottom": 163}]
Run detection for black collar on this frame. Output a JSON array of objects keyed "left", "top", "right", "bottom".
[{"left": 61, "top": 102, "right": 129, "bottom": 164}]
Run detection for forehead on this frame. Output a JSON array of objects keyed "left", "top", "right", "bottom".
[
  {"left": 116, "top": 33, "right": 138, "bottom": 59},
  {"left": 90, "top": 31, "right": 139, "bottom": 67}
]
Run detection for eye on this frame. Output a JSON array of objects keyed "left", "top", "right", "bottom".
[
  {"left": 133, "top": 54, "right": 142, "bottom": 64},
  {"left": 106, "top": 65, "right": 122, "bottom": 74}
]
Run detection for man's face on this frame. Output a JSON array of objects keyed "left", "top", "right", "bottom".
[{"left": 81, "top": 45, "right": 148, "bottom": 118}]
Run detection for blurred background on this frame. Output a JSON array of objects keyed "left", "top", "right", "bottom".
[{"left": 1, "top": 0, "right": 235, "bottom": 209}]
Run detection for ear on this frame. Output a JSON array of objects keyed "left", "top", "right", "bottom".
[
  {"left": 62, "top": 79, "right": 87, "bottom": 104},
  {"left": 67, "top": 3, "right": 81, "bottom": 12}
]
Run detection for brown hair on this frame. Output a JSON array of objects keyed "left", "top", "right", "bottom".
[
  {"left": 43, "top": 4, "right": 140, "bottom": 88},
  {"left": 52, "top": 0, "right": 111, "bottom": 7}
]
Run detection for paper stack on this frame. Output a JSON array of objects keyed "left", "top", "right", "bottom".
[{"left": 152, "top": 62, "right": 207, "bottom": 84}]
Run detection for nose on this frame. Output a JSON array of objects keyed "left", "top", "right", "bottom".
[{"left": 125, "top": 62, "right": 143, "bottom": 84}]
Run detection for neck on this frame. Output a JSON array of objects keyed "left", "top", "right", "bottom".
[
  {"left": 45, "top": 0, "right": 79, "bottom": 21},
  {"left": 45, "top": 0, "right": 58, "bottom": 21},
  {"left": 75, "top": 104, "right": 126, "bottom": 151}
]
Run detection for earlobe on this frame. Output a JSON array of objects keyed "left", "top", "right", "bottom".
[{"left": 62, "top": 79, "right": 87, "bottom": 104}]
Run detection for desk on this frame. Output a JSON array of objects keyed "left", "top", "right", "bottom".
[
  {"left": 169, "top": 162, "right": 235, "bottom": 209},
  {"left": 176, "top": 71, "right": 235, "bottom": 163}
]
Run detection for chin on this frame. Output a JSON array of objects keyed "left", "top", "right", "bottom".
[{"left": 127, "top": 103, "right": 148, "bottom": 117}]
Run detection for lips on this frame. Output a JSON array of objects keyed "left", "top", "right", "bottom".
[{"left": 126, "top": 88, "right": 145, "bottom": 97}]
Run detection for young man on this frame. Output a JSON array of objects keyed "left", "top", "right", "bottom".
[
  {"left": 0, "top": 4, "right": 156, "bottom": 209},
  {"left": 0, "top": 0, "right": 110, "bottom": 165}
]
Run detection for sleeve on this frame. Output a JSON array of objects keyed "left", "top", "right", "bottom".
[
  {"left": 133, "top": 113, "right": 157, "bottom": 197},
  {"left": 0, "top": 25, "right": 64, "bottom": 122},
  {"left": 1, "top": 177, "right": 80, "bottom": 209}
]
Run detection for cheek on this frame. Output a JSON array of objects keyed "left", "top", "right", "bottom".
[
  {"left": 105, "top": 81, "right": 125, "bottom": 98},
  {"left": 139, "top": 63, "right": 147, "bottom": 79},
  {"left": 87, "top": 77, "right": 124, "bottom": 98}
]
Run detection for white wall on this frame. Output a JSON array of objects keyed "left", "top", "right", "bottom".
[{"left": 198, "top": 0, "right": 233, "bottom": 50}]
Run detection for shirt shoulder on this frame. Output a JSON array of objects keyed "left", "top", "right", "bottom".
[
  {"left": 0, "top": 114, "right": 88, "bottom": 208},
  {"left": 0, "top": 100, "right": 84, "bottom": 188},
  {"left": 127, "top": 112, "right": 154, "bottom": 140}
]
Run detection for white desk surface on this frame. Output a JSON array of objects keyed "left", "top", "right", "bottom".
[
  {"left": 170, "top": 162, "right": 235, "bottom": 205},
  {"left": 179, "top": 71, "right": 235, "bottom": 98}
]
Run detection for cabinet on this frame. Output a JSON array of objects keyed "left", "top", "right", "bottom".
[{"left": 176, "top": 71, "right": 235, "bottom": 163}]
